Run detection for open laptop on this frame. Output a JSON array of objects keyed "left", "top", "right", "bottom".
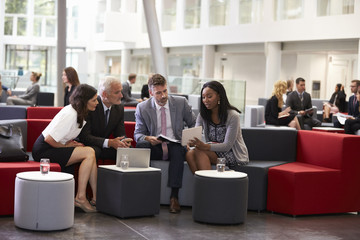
[{"left": 116, "top": 148, "right": 151, "bottom": 168}]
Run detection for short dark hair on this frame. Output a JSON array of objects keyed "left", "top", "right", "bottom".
[
  {"left": 70, "top": 84, "right": 97, "bottom": 128},
  {"left": 128, "top": 73, "right": 137, "bottom": 81},
  {"left": 295, "top": 77, "right": 305, "bottom": 85},
  {"left": 351, "top": 79, "right": 360, "bottom": 88},
  {"left": 148, "top": 74, "right": 166, "bottom": 89}
]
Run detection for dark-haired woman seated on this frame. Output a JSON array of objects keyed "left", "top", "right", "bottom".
[
  {"left": 32, "top": 84, "right": 98, "bottom": 213},
  {"left": 185, "top": 81, "right": 249, "bottom": 174}
]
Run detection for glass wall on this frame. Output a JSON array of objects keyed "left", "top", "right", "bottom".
[
  {"left": 4, "top": 0, "right": 56, "bottom": 38},
  {"left": 209, "top": 0, "right": 231, "bottom": 27},
  {"left": 184, "top": 0, "right": 201, "bottom": 29},
  {"left": 239, "top": 0, "right": 264, "bottom": 24},
  {"left": 274, "top": 0, "right": 303, "bottom": 20},
  {"left": 317, "top": 0, "right": 355, "bottom": 16},
  {"left": 162, "top": 0, "right": 177, "bottom": 31}
]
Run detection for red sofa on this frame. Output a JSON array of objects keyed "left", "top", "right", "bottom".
[
  {"left": 27, "top": 106, "right": 63, "bottom": 119},
  {"left": 267, "top": 130, "right": 360, "bottom": 216}
]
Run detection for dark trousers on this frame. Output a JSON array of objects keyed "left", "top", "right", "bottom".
[
  {"left": 91, "top": 146, "right": 117, "bottom": 161},
  {"left": 136, "top": 140, "right": 185, "bottom": 188},
  {"left": 298, "top": 115, "right": 322, "bottom": 129},
  {"left": 344, "top": 118, "right": 360, "bottom": 134}
]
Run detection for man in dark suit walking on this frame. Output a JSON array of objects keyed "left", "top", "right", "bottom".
[
  {"left": 79, "top": 76, "right": 132, "bottom": 160},
  {"left": 134, "top": 74, "right": 196, "bottom": 214},
  {"left": 286, "top": 77, "right": 321, "bottom": 129}
]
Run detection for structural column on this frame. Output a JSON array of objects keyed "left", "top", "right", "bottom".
[
  {"left": 264, "top": 42, "right": 281, "bottom": 98},
  {"left": 57, "top": 0, "right": 66, "bottom": 107},
  {"left": 121, "top": 49, "right": 131, "bottom": 76},
  {"left": 142, "top": 0, "right": 167, "bottom": 78},
  {"left": 201, "top": 45, "right": 215, "bottom": 79}
]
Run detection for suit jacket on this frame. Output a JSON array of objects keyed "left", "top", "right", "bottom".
[
  {"left": 286, "top": 90, "right": 313, "bottom": 116},
  {"left": 134, "top": 95, "right": 196, "bottom": 142},
  {"left": 348, "top": 94, "right": 359, "bottom": 117},
  {"left": 19, "top": 83, "right": 40, "bottom": 104},
  {"left": 79, "top": 96, "right": 126, "bottom": 148},
  {"left": 121, "top": 81, "right": 137, "bottom": 103}
]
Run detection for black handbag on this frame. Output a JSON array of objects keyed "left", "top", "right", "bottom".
[{"left": 0, "top": 124, "right": 29, "bottom": 162}]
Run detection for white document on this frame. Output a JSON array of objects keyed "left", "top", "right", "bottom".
[
  {"left": 337, "top": 113, "right": 353, "bottom": 125},
  {"left": 181, "top": 126, "right": 202, "bottom": 146}
]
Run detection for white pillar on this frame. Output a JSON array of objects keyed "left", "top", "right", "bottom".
[
  {"left": 264, "top": 42, "right": 282, "bottom": 98},
  {"left": 121, "top": 49, "right": 131, "bottom": 75},
  {"left": 57, "top": 0, "right": 66, "bottom": 107},
  {"left": 0, "top": 0, "right": 5, "bottom": 69},
  {"left": 201, "top": 45, "right": 215, "bottom": 79},
  {"left": 142, "top": 0, "right": 167, "bottom": 78}
]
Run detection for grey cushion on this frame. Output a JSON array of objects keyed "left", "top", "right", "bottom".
[{"left": 0, "top": 106, "right": 28, "bottom": 120}]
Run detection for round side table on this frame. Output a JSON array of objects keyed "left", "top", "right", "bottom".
[
  {"left": 14, "top": 171, "right": 74, "bottom": 231},
  {"left": 193, "top": 170, "right": 248, "bottom": 224}
]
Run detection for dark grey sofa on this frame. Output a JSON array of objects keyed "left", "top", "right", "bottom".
[{"left": 232, "top": 127, "right": 297, "bottom": 211}]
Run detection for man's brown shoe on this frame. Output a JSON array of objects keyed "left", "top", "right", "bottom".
[{"left": 169, "top": 197, "right": 181, "bottom": 214}]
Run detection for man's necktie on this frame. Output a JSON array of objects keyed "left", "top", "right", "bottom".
[
  {"left": 105, "top": 109, "right": 110, "bottom": 127},
  {"left": 160, "top": 107, "right": 168, "bottom": 160}
]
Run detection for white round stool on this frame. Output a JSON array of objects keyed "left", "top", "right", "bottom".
[{"left": 14, "top": 171, "right": 74, "bottom": 231}]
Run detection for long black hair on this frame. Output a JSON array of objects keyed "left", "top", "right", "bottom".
[
  {"left": 70, "top": 84, "right": 97, "bottom": 128},
  {"left": 199, "top": 81, "right": 240, "bottom": 124}
]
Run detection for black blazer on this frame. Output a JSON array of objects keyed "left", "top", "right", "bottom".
[
  {"left": 286, "top": 91, "right": 313, "bottom": 116},
  {"left": 79, "top": 96, "right": 126, "bottom": 148},
  {"left": 348, "top": 94, "right": 359, "bottom": 117},
  {"left": 329, "top": 90, "right": 346, "bottom": 112}
]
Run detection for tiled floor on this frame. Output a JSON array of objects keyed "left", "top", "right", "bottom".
[{"left": 1, "top": 207, "right": 360, "bottom": 240}]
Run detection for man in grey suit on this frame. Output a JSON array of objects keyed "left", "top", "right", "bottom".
[
  {"left": 121, "top": 73, "right": 142, "bottom": 106},
  {"left": 134, "top": 74, "right": 196, "bottom": 214},
  {"left": 286, "top": 77, "right": 321, "bottom": 129}
]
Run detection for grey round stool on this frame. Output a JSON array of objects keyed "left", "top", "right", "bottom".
[
  {"left": 193, "top": 170, "right": 248, "bottom": 224},
  {"left": 14, "top": 171, "right": 74, "bottom": 231}
]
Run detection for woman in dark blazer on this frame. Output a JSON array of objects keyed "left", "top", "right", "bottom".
[
  {"left": 63, "top": 67, "right": 80, "bottom": 106},
  {"left": 265, "top": 80, "right": 300, "bottom": 129}
]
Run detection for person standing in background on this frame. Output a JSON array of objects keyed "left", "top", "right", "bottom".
[
  {"left": 6, "top": 71, "right": 41, "bottom": 106},
  {"left": 63, "top": 67, "right": 80, "bottom": 106}
]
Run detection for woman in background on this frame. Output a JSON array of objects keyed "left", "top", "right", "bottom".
[
  {"left": 186, "top": 81, "right": 248, "bottom": 174},
  {"left": 323, "top": 83, "right": 346, "bottom": 122},
  {"left": 63, "top": 66, "right": 80, "bottom": 106},
  {"left": 265, "top": 80, "right": 301, "bottom": 130},
  {"left": 32, "top": 84, "right": 98, "bottom": 213},
  {"left": 6, "top": 71, "right": 41, "bottom": 106}
]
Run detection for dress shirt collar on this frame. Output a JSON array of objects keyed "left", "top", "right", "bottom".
[{"left": 154, "top": 100, "right": 169, "bottom": 112}]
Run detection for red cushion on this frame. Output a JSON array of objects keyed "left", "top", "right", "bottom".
[
  {"left": 27, "top": 107, "right": 63, "bottom": 119},
  {"left": 0, "top": 162, "right": 61, "bottom": 215},
  {"left": 267, "top": 162, "right": 342, "bottom": 215},
  {"left": 124, "top": 106, "right": 136, "bottom": 110},
  {"left": 26, "top": 119, "right": 51, "bottom": 152}
]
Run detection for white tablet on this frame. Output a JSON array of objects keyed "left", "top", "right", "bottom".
[{"left": 181, "top": 126, "right": 202, "bottom": 146}]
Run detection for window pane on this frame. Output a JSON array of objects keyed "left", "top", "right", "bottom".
[
  {"left": 274, "top": 0, "right": 303, "bottom": 21},
  {"left": 185, "top": 0, "right": 201, "bottom": 29},
  {"left": 34, "top": 18, "right": 42, "bottom": 37},
  {"left": 209, "top": 0, "right": 230, "bottom": 27},
  {"left": 46, "top": 19, "right": 56, "bottom": 37},
  {"left": 5, "top": 0, "right": 27, "bottom": 14},
  {"left": 162, "top": 0, "right": 177, "bottom": 31},
  {"left": 317, "top": 0, "right": 354, "bottom": 16},
  {"left": 34, "top": 0, "right": 55, "bottom": 16},
  {"left": 239, "top": 0, "right": 264, "bottom": 24},
  {"left": 4, "top": 17, "right": 13, "bottom": 35},
  {"left": 72, "top": 5, "right": 79, "bottom": 17},
  {"left": 17, "top": 17, "right": 27, "bottom": 36}
]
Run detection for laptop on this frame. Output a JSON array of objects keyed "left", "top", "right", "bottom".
[{"left": 116, "top": 148, "right": 151, "bottom": 168}]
